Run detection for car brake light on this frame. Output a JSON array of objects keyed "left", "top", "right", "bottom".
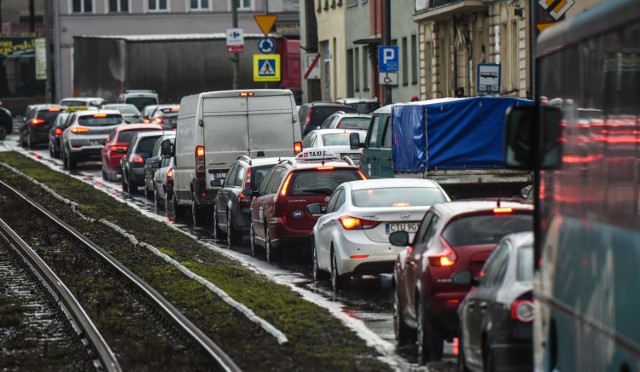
[
  {"left": 428, "top": 238, "right": 457, "bottom": 267},
  {"left": 317, "top": 166, "right": 334, "bottom": 170},
  {"left": 357, "top": 170, "right": 367, "bottom": 179},
  {"left": 54, "top": 128, "right": 63, "bottom": 137},
  {"left": 111, "top": 145, "right": 127, "bottom": 152},
  {"left": 393, "top": 202, "right": 410, "bottom": 207},
  {"left": 494, "top": 207, "right": 513, "bottom": 214},
  {"left": 305, "top": 110, "right": 312, "bottom": 126},
  {"left": 143, "top": 118, "right": 150, "bottom": 123},
  {"left": 131, "top": 154, "right": 145, "bottom": 164},
  {"left": 154, "top": 117, "right": 163, "bottom": 124},
  {"left": 510, "top": 299, "right": 534, "bottom": 322},
  {"left": 239, "top": 168, "right": 252, "bottom": 207},
  {"left": 350, "top": 254, "right": 369, "bottom": 259},
  {"left": 339, "top": 216, "right": 380, "bottom": 230},
  {"left": 294, "top": 141, "right": 302, "bottom": 154},
  {"left": 279, "top": 173, "right": 294, "bottom": 197},
  {"left": 93, "top": 113, "right": 107, "bottom": 118},
  {"left": 239, "top": 92, "right": 254, "bottom": 97},
  {"left": 70, "top": 127, "right": 90, "bottom": 134},
  {"left": 167, "top": 168, "right": 174, "bottom": 185},
  {"left": 48, "top": 107, "right": 62, "bottom": 112},
  {"left": 195, "top": 145, "right": 205, "bottom": 179},
  {"left": 31, "top": 118, "right": 45, "bottom": 125}
]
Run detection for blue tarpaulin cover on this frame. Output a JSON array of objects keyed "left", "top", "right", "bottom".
[{"left": 391, "top": 97, "right": 533, "bottom": 172}]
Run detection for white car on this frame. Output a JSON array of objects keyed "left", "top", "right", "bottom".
[
  {"left": 309, "top": 178, "right": 451, "bottom": 291},
  {"left": 301, "top": 128, "right": 366, "bottom": 164},
  {"left": 153, "top": 155, "right": 175, "bottom": 211}
]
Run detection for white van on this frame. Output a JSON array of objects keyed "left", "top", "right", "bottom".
[{"left": 167, "top": 89, "right": 302, "bottom": 225}]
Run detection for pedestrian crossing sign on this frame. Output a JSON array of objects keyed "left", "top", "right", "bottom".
[{"left": 253, "top": 54, "right": 280, "bottom": 82}]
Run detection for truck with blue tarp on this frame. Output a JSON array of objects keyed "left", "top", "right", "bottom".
[{"left": 357, "top": 96, "right": 533, "bottom": 198}]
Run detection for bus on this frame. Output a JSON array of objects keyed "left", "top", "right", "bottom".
[{"left": 505, "top": 0, "right": 640, "bottom": 370}]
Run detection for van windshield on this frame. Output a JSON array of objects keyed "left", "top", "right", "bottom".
[{"left": 127, "top": 97, "right": 158, "bottom": 111}]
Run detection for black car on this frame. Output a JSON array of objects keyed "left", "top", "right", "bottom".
[
  {"left": 121, "top": 130, "right": 165, "bottom": 194},
  {"left": 149, "top": 104, "right": 179, "bottom": 130},
  {"left": 213, "top": 155, "right": 284, "bottom": 246},
  {"left": 334, "top": 97, "right": 381, "bottom": 114},
  {"left": 454, "top": 231, "right": 534, "bottom": 372},
  {"left": 143, "top": 133, "right": 176, "bottom": 199},
  {"left": 297, "top": 102, "right": 356, "bottom": 137},
  {"left": 319, "top": 111, "right": 372, "bottom": 131},
  {"left": 0, "top": 105, "right": 12, "bottom": 140},
  {"left": 48, "top": 112, "right": 72, "bottom": 158},
  {"left": 19, "top": 104, "right": 66, "bottom": 149}
]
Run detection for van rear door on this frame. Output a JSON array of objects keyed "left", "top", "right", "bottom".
[{"left": 247, "top": 91, "right": 299, "bottom": 157}]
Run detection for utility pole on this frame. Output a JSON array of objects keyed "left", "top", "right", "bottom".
[
  {"left": 231, "top": 0, "right": 239, "bottom": 90},
  {"left": 382, "top": 0, "right": 392, "bottom": 105},
  {"left": 44, "top": 0, "right": 52, "bottom": 102},
  {"left": 53, "top": 0, "right": 61, "bottom": 102}
]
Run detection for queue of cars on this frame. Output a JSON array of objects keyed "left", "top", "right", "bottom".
[{"left": 17, "top": 92, "right": 535, "bottom": 370}]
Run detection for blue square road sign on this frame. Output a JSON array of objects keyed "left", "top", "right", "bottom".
[{"left": 378, "top": 46, "right": 399, "bottom": 73}]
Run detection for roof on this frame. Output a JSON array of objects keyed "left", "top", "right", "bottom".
[
  {"left": 433, "top": 199, "right": 534, "bottom": 217},
  {"left": 336, "top": 97, "right": 379, "bottom": 104},
  {"left": 347, "top": 178, "right": 443, "bottom": 191},
  {"left": 310, "top": 128, "right": 367, "bottom": 135},
  {"left": 73, "top": 109, "right": 121, "bottom": 116},
  {"left": 238, "top": 156, "right": 294, "bottom": 167},
  {"left": 115, "top": 123, "right": 163, "bottom": 132},
  {"left": 131, "top": 130, "right": 167, "bottom": 139},
  {"left": 503, "top": 231, "right": 534, "bottom": 248}
]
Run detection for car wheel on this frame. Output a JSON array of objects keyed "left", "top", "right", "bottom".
[
  {"left": 331, "top": 249, "right": 349, "bottom": 292},
  {"left": 0, "top": 127, "right": 6, "bottom": 141},
  {"left": 154, "top": 186, "right": 162, "bottom": 209},
  {"left": 311, "top": 241, "right": 328, "bottom": 281},
  {"left": 49, "top": 143, "right": 55, "bottom": 157},
  {"left": 127, "top": 174, "right": 137, "bottom": 194},
  {"left": 226, "top": 211, "right": 240, "bottom": 246},
  {"left": 172, "top": 194, "right": 182, "bottom": 220},
  {"left": 212, "top": 204, "right": 224, "bottom": 239},
  {"left": 250, "top": 224, "right": 259, "bottom": 257},
  {"left": 144, "top": 182, "right": 153, "bottom": 200},
  {"left": 27, "top": 132, "right": 33, "bottom": 149},
  {"left": 102, "top": 170, "right": 108, "bottom": 180},
  {"left": 265, "top": 227, "right": 279, "bottom": 263},
  {"left": 164, "top": 191, "right": 171, "bottom": 213},
  {"left": 458, "top": 331, "right": 471, "bottom": 372},
  {"left": 417, "top": 297, "right": 444, "bottom": 364},
  {"left": 121, "top": 172, "right": 129, "bottom": 192},
  {"left": 191, "top": 198, "right": 205, "bottom": 226},
  {"left": 61, "top": 147, "right": 68, "bottom": 170},
  {"left": 394, "top": 288, "right": 415, "bottom": 347}
]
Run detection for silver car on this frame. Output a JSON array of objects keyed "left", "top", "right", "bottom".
[
  {"left": 309, "top": 178, "right": 450, "bottom": 291},
  {"left": 100, "top": 103, "right": 142, "bottom": 123},
  {"left": 61, "top": 109, "right": 125, "bottom": 170},
  {"left": 301, "top": 128, "right": 366, "bottom": 164}
]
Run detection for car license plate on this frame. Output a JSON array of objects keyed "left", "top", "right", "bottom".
[
  {"left": 385, "top": 223, "right": 419, "bottom": 234},
  {"left": 212, "top": 172, "right": 227, "bottom": 179}
]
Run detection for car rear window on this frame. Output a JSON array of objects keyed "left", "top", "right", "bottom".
[
  {"left": 289, "top": 169, "right": 362, "bottom": 196},
  {"left": 352, "top": 187, "right": 447, "bottom": 208},
  {"left": 36, "top": 110, "right": 62, "bottom": 123},
  {"left": 117, "top": 129, "right": 159, "bottom": 143},
  {"left": 78, "top": 114, "right": 122, "bottom": 126},
  {"left": 135, "top": 136, "right": 162, "bottom": 158},
  {"left": 310, "top": 107, "right": 355, "bottom": 126},
  {"left": 442, "top": 214, "right": 532, "bottom": 247},
  {"left": 517, "top": 245, "right": 534, "bottom": 281},
  {"left": 350, "top": 102, "right": 380, "bottom": 114},
  {"left": 321, "top": 132, "right": 365, "bottom": 146},
  {"left": 127, "top": 97, "right": 158, "bottom": 111},
  {"left": 337, "top": 117, "right": 370, "bottom": 130}
]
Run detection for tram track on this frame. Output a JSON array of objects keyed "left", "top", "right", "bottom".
[{"left": 0, "top": 180, "right": 240, "bottom": 371}]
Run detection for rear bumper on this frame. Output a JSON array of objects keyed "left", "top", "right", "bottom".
[
  {"left": 490, "top": 342, "right": 533, "bottom": 371},
  {"left": 269, "top": 222, "right": 313, "bottom": 248},
  {"left": 335, "top": 233, "right": 404, "bottom": 276}
]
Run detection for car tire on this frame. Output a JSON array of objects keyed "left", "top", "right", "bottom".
[
  {"left": 164, "top": 191, "right": 171, "bottom": 213},
  {"left": 311, "top": 241, "right": 328, "bottom": 281},
  {"left": 121, "top": 172, "right": 129, "bottom": 193},
  {"left": 417, "top": 297, "right": 444, "bottom": 364},
  {"left": 154, "top": 186, "right": 162, "bottom": 209},
  {"left": 144, "top": 182, "right": 153, "bottom": 200},
  {"left": 265, "top": 227, "right": 279, "bottom": 263},
  {"left": 191, "top": 198, "right": 205, "bottom": 226},
  {"left": 212, "top": 204, "right": 224, "bottom": 239},
  {"left": 482, "top": 338, "right": 494, "bottom": 372},
  {"left": 226, "top": 211, "right": 240, "bottom": 246},
  {"left": 172, "top": 194, "right": 183, "bottom": 220},
  {"left": 64, "top": 147, "right": 77, "bottom": 170},
  {"left": 102, "top": 170, "right": 108, "bottom": 180},
  {"left": 49, "top": 143, "right": 55, "bottom": 158},
  {"left": 0, "top": 127, "right": 6, "bottom": 141},
  {"left": 394, "top": 289, "right": 415, "bottom": 347},
  {"left": 127, "top": 174, "right": 137, "bottom": 194},
  {"left": 331, "top": 249, "right": 349, "bottom": 292},
  {"left": 250, "top": 224, "right": 259, "bottom": 257},
  {"left": 27, "top": 132, "right": 34, "bottom": 149},
  {"left": 61, "top": 147, "right": 68, "bottom": 170}
]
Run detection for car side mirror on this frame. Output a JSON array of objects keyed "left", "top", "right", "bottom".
[
  {"left": 160, "top": 139, "right": 174, "bottom": 156},
  {"left": 306, "top": 203, "right": 323, "bottom": 215},
  {"left": 452, "top": 270, "right": 476, "bottom": 286},
  {"left": 505, "top": 105, "right": 563, "bottom": 170},
  {"left": 151, "top": 160, "right": 161, "bottom": 169},
  {"left": 389, "top": 231, "right": 410, "bottom": 246},
  {"left": 349, "top": 131, "right": 363, "bottom": 150},
  {"left": 210, "top": 179, "right": 223, "bottom": 187}
]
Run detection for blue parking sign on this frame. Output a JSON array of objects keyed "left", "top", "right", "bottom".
[{"left": 378, "top": 46, "right": 398, "bottom": 73}]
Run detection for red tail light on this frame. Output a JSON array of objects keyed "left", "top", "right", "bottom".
[
  {"left": 294, "top": 141, "right": 302, "bottom": 154},
  {"left": 357, "top": 170, "right": 367, "bottom": 179},
  {"left": 70, "top": 127, "right": 90, "bottom": 134},
  {"left": 338, "top": 216, "right": 380, "bottom": 230},
  {"left": 110, "top": 145, "right": 127, "bottom": 152},
  {"left": 48, "top": 107, "right": 62, "bottom": 112},
  {"left": 279, "top": 173, "right": 294, "bottom": 197},
  {"left": 239, "top": 168, "right": 252, "bottom": 207},
  {"left": 493, "top": 207, "right": 513, "bottom": 214},
  {"left": 154, "top": 117, "right": 164, "bottom": 124},
  {"left": 195, "top": 145, "right": 205, "bottom": 179},
  {"left": 510, "top": 299, "right": 534, "bottom": 322},
  {"left": 143, "top": 118, "right": 150, "bottom": 123},
  {"left": 31, "top": 118, "right": 45, "bottom": 125},
  {"left": 54, "top": 128, "right": 63, "bottom": 137},
  {"left": 167, "top": 168, "right": 174, "bottom": 186},
  {"left": 428, "top": 238, "right": 457, "bottom": 267},
  {"left": 317, "top": 166, "right": 334, "bottom": 170},
  {"left": 93, "top": 113, "right": 107, "bottom": 118},
  {"left": 130, "top": 154, "right": 145, "bottom": 164},
  {"left": 239, "top": 91, "right": 254, "bottom": 97},
  {"left": 305, "top": 110, "right": 312, "bottom": 127}
]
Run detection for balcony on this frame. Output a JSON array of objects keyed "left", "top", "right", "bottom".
[{"left": 413, "top": 0, "right": 485, "bottom": 22}]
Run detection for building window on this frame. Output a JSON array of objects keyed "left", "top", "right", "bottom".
[
  {"left": 229, "top": 0, "right": 253, "bottom": 11},
  {"left": 191, "top": 0, "right": 210, "bottom": 11},
  {"left": 363, "top": 46, "right": 369, "bottom": 91},
  {"left": 109, "top": 0, "right": 129, "bottom": 12},
  {"left": 411, "top": 34, "right": 418, "bottom": 84},
  {"left": 347, "top": 49, "right": 354, "bottom": 97},
  {"left": 72, "top": 0, "right": 94, "bottom": 13},
  {"left": 148, "top": 0, "right": 168, "bottom": 11},
  {"left": 402, "top": 37, "right": 408, "bottom": 85},
  {"left": 354, "top": 48, "right": 360, "bottom": 92}
]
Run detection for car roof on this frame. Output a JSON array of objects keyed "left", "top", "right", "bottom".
[
  {"left": 502, "top": 231, "right": 534, "bottom": 248},
  {"left": 346, "top": 178, "right": 443, "bottom": 191},
  {"left": 304, "top": 102, "right": 352, "bottom": 108},
  {"left": 284, "top": 160, "right": 358, "bottom": 170},
  {"left": 115, "top": 123, "right": 163, "bottom": 132},
  {"left": 336, "top": 112, "right": 372, "bottom": 118},
  {"left": 432, "top": 199, "right": 534, "bottom": 217},
  {"left": 336, "top": 97, "right": 379, "bottom": 103},
  {"left": 310, "top": 128, "right": 367, "bottom": 135},
  {"left": 73, "top": 109, "right": 122, "bottom": 116},
  {"left": 238, "top": 156, "right": 294, "bottom": 167},
  {"left": 131, "top": 130, "right": 167, "bottom": 139}
]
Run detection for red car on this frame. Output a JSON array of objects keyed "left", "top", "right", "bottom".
[
  {"left": 246, "top": 149, "right": 366, "bottom": 263},
  {"left": 389, "top": 200, "right": 533, "bottom": 364},
  {"left": 101, "top": 123, "right": 163, "bottom": 181}
]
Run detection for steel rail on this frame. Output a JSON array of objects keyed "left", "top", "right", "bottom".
[
  {"left": 0, "top": 180, "right": 242, "bottom": 372},
  {"left": 0, "top": 218, "right": 122, "bottom": 372}
]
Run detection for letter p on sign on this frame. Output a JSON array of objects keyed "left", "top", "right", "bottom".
[{"left": 378, "top": 46, "right": 399, "bottom": 73}]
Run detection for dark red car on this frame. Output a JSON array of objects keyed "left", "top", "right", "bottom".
[
  {"left": 101, "top": 123, "right": 163, "bottom": 181},
  {"left": 246, "top": 149, "right": 366, "bottom": 263},
  {"left": 389, "top": 200, "right": 533, "bottom": 364}
]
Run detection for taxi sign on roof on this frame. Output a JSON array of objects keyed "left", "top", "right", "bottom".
[{"left": 295, "top": 148, "right": 338, "bottom": 162}]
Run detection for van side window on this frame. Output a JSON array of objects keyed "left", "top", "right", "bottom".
[
  {"left": 367, "top": 116, "right": 380, "bottom": 148},
  {"left": 382, "top": 117, "right": 392, "bottom": 148}
]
